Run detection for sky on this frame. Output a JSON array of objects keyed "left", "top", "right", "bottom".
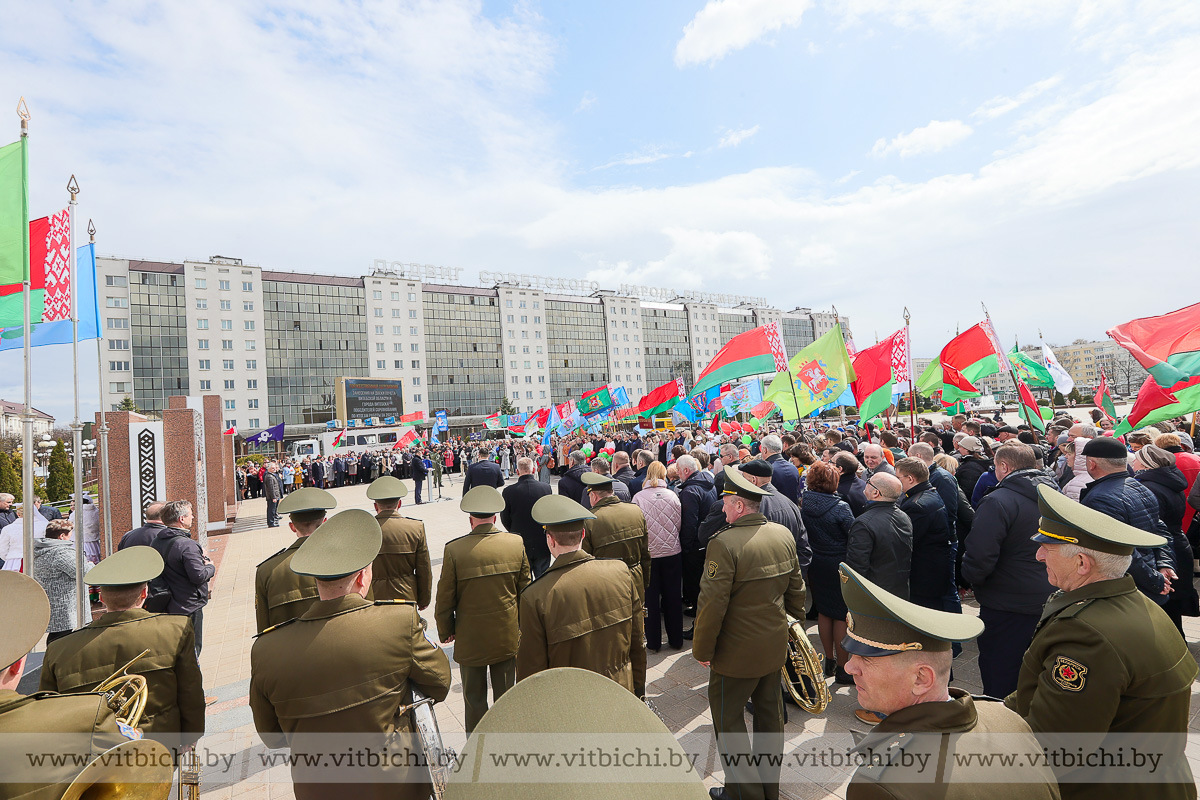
[{"left": 1, "top": 0, "right": 1198, "bottom": 423}]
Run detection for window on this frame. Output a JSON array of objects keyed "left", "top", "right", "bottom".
[
  {"left": 391, "top": 291, "right": 400, "bottom": 301},
  {"left": 511, "top": 377, "right": 518, "bottom": 385},
  {"left": 372, "top": 308, "right": 382, "bottom": 318},
  {"left": 247, "top": 379, "right": 257, "bottom": 389},
  {"left": 373, "top": 290, "right": 382, "bottom": 299},
  {"left": 376, "top": 342, "right": 385, "bottom": 352},
  {"left": 377, "top": 360, "right": 386, "bottom": 369},
  {"left": 524, "top": 361, "right": 531, "bottom": 368},
  {"left": 218, "top": 280, "right": 230, "bottom": 291},
  {"left": 507, "top": 315, "right": 515, "bottom": 323},
  {"left": 223, "top": 379, "right": 235, "bottom": 390},
  {"left": 394, "top": 360, "right": 403, "bottom": 369},
  {"left": 521, "top": 331, "right": 528, "bottom": 339},
  {"left": 221, "top": 320, "right": 233, "bottom": 331},
  {"left": 537, "top": 361, "right": 543, "bottom": 368},
  {"left": 533, "top": 301, "right": 539, "bottom": 309},
  {"left": 411, "top": 343, "right": 419, "bottom": 352},
  {"left": 534, "top": 316, "right": 541, "bottom": 324},
  {"left": 198, "top": 360, "right": 210, "bottom": 370},
  {"left": 526, "top": 391, "right": 533, "bottom": 399},
  {"left": 196, "top": 339, "right": 209, "bottom": 350},
  {"left": 393, "top": 326, "right": 402, "bottom": 335},
  {"left": 248, "top": 418, "right": 260, "bottom": 428},
  {"left": 247, "top": 399, "right": 259, "bottom": 409},
  {"left": 520, "top": 300, "right": 527, "bottom": 308},
  {"left": 535, "top": 331, "right": 541, "bottom": 339},
  {"left": 195, "top": 278, "right": 207, "bottom": 289},
  {"left": 412, "top": 377, "right": 421, "bottom": 386},
  {"left": 410, "top": 326, "right": 419, "bottom": 335},
  {"left": 109, "top": 381, "right": 131, "bottom": 393},
  {"left": 196, "top": 319, "right": 209, "bottom": 330},
  {"left": 224, "top": 419, "right": 236, "bottom": 430},
  {"left": 512, "top": 390, "right": 519, "bottom": 397},
  {"left": 106, "top": 297, "right": 128, "bottom": 308},
  {"left": 412, "top": 393, "right": 422, "bottom": 403},
  {"left": 222, "top": 360, "right": 234, "bottom": 370},
  {"left": 105, "top": 275, "right": 128, "bottom": 287},
  {"left": 244, "top": 320, "right": 255, "bottom": 331},
  {"left": 510, "top": 360, "right": 517, "bottom": 368},
  {"left": 245, "top": 340, "right": 256, "bottom": 350},
  {"left": 394, "top": 343, "right": 403, "bottom": 352},
  {"left": 221, "top": 339, "right": 233, "bottom": 350},
  {"left": 109, "top": 339, "right": 130, "bottom": 350},
  {"left": 525, "top": 376, "right": 532, "bottom": 384},
  {"left": 246, "top": 360, "right": 257, "bottom": 370},
  {"left": 506, "top": 300, "right": 513, "bottom": 308},
  {"left": 224, "top": 400, "right": 236, "bottom": 410},
  {"left": 392, "top": 309, "right": 401, "bottom": 318},
  {"left": 243, "top": 301, "right": 254, "bottom": 312},
  {"left": 220, "top": 300, "right": 231, "bottom": 311},
  {"left": 409, "top": 309, "right": 417, "bottom": 318},
  {"left": 540, "top": 391, "right": 546, "bottom": 398},
  {"left": 411, "top": 360, "right": 420, "bottom": 369},
  {"left": 107, "top": 318, "right": 129, "bottom": 330},
  {"left": 374, "top": 325, "right": 384, "bottom": 335},
  {"left": 199, "top": 380, "right": 211, "bottom": 391},
  {"left": 195, "top": 299, "right": 207, "bottom": 310}
]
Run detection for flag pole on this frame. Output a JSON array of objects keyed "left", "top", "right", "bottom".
[
  {"left": 904, "top": 307, "right": 916, "bottom": 434},
  {"left": 17, "top": 98, "right": 34, "bottom": 578},
  {"left": 67, "top": 174, "right": 88, "bottom": 627},
  {"left": 832, "top": 307, "right": 848, "bottom": 426},
  {"left": 90, "top": 220, "right": 113, "bottom": 556},
  {"left": 983, "top": 302, "right": 1036, "bottom": 433}
]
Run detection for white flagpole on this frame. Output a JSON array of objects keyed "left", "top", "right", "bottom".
[
  {"left": 68, "top": 175, "right": 87, "bottom": 627},
  {"left": 90, "top": 220, "right": 113, "bottom": 555},
  {"left": 17, "top": 99, "right": 34, "bottom": 577}
]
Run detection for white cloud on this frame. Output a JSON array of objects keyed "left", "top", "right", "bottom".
[
  {"left": 593, "top": 147, "right": 675, "bottom": 170},
  {"left": 719, "top": 125, "right": 760, "bottom": 148},
  {"left": 973, "top": 76, "right": 1062, "bottom": 120},
  {"left": 675, "top": 0, "right": 813, "bottom": 67},
  {"left": 575, "top": 91, "right": 597, "bottom": 112},
  {"left": 871, "top": 119, "right": 973, "bottom": 158}
]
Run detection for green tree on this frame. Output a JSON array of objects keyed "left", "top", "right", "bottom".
[
  {"left": 0, "top": 452, "right": 18, "bottom": 500},
  {"left": 117, "top": 396, "right": 140, "bottom": 412},
  {"left": 498, "top": 396, "right": 518, "bottom": 415},
  {"left": 46, "top": 440, "right": 72, "bottom": 502},
  {"left": 1054, "top": 391, "right": 1066, "bottom": 406},
  {"left": 1067, "top": 388, "right": 1082, "bottom": 404}
]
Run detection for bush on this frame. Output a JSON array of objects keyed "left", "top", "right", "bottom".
[
  {"left": 0, "top": 452, "right": 18, "bottom": 500},
  {"left": 237, "top": 454, "right": 266, "bottom": 469},
  {"left": 46, "top": 441, "right": 73, "bottom": 502}
]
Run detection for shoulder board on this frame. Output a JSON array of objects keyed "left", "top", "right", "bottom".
[
  {"left": 374, "top": 598, "right": 415, "bottom": 606},
  {"left": 1055, "top": 598, "right": 1097, "bottom": 620},
  {"left": 854, "top": 732, "right": 914, "bottom": 782},
  {"left": 253, "top": 617, "right": 298, "bottom": 638},
  {"left": 256, "top": 546, "right": 290, "bottom": 568},
  {"left": 400, "top": 516, "right": 424, "bottom": 525},
  {"left": 710, "top": 524, "right": 734, "bottom": 539},
  {"left": 970, "top": 693, "right": 1004, "bottom": 703},
  {"left": 445, "top": 533, "right": 474, "bottom": 546}
]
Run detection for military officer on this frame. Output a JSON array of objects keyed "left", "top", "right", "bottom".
[
  {"left": 517, "top": 495, "right": 646, "bottom": 697},
  {"left": 366, "top": 475, "right": 432, "bottom": 607},
  {"left": 1006, "top": 486, "right": 1197, "bottom": 799},
  {"left": 581, "top": 471, "right": 651, "bottom": 601},
  {"left": 435, "top": 486, "right": 531, "bottom": 732},
  {"left": 250, "top": 509, "right": 451, "bottom": 800},
  {"left": 693, "top": 465, "right": 805, "bottom": 800},
  {"left": 839, "top": 562, "right": 1059, "bottom": 800},
  {"left": 0, "top": 570, "right": 139, "bottom": 800},
  {"left": 253, "top": 487, "right": 336, "bottom": 633},
  {"left": 40, "top": 545, "right": 205, "bottom": 753}
]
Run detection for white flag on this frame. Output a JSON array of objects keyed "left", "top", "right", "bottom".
[{"left": 1042, "top": 345, "right": 1075, "bottom": 394}]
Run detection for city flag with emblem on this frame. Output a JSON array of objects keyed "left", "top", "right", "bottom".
[
  {"left": 248, "top": 422, "right": 284, "bottom": 445},
  {"left": 764, "top": 323, "right": 855, "bottom": 420},
  {"left": 577, "top": 385, "right": 613, "bottom": 415}
]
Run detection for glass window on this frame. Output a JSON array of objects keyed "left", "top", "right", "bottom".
[
  {"left": 411, "top": 343, "right": 419, "bottom": 352},
  {"left": 105, "top": 275, "right": 128, "bottom": 287},
  {"left": 245, "top": 341, "right": 256, "bottom": 350},
  {"left": 243, "top": 301, "right": 254, "bottom": 312},
  {"left": 247, "top": 379, "right": 257, "bottom": 389},
  {"left": 377, "top": 359, "right": 386, "bottom": 369},
  {"left": 195, "top": 299, "right": 207, "bottom": 309},
  {"left": 224, "top": 380, "right": 235, "bottom": 390},
  {"left": 198, "top": 360, "right": 210, "bottom": 370},
  {"left": 373, "top": 290, "right": 383, "bottom": 299},
  {"left": 411, "top": 360, "right": 420, "bottom": 369},
  {"left": 393, "top": 326, "right": 403, "bottom": 335},
  {"left": 409, "top": 293, "right": 417, "bottom": 302},
  {"left": 248, "top": 399, "right": 259, "bottom": 409},
  {"left": 375, "top": 325, "right": 384, "bottom": 335},
  {"left": 105, "top": 297, "right": 128, "bottom": 308},
  {"left": 391, "top": 292, "right": 400, "bottom": 301},
  {"left": 196, "top": 319, "right": 209, "bottom": 330},
  {"left": 223, "top": 359, "right": 234, "bottom": 370},
  {"left": 196, "top": 339, "right": 209, "bottom": 350},
  {"left": 248, "top": 418, "right": 260, "bottom": 428},
  {"left": 107, "top": 318, "right": 129, "bottom": 329},
  {"left": 224, "top": 399, "right": 236, "bottom": 410},
  {"left": 109, "top": 361, "right": 129, "bottom": 371},
  {"left": 506, "top": 300, "right": 513, "bottom": 308},
  {"left": 376, "top": 342, "right": 385, "bottom": 352},
  {"left": 412, "top": 377, "right": 421, "bottom": 385},
  {"left": 410, "top": 326, "right": 418, "bottom": 335},
  {"left": 246, "top": 360, "right": 257, "bottom": 370},
  {"left": 244, "top": 320, "right": 255, "bottom": 331},
  {"left": 195, "top": 278, "right": 207, "bottom": 289},
  {"left": 394, "top": 360, "right": 403, "bottom": 369},
  {"left": 199, "top": 380, "right": 211, "bottom": 391},
  {"left": 221, "top": 339, "right": 232, "bottom": 350},
  {"left": 221, "top": 320, "right": 233, "bottom": 331},
  {"left": 219, "top": 280, "right": 230, "bottom": 291},
  {"left": 225, "top": 419, "right": 236, "bottom": 430},
  {"left": 220, "top": 300, "right": 231, "bottom": 311},
  {"left": 374, "top": 308, "right": 383, "bottom": 318},
  {"left": 409, "top": 309, "right": 417, "bottom": 318}
]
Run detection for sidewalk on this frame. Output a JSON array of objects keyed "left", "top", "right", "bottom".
[{"left": 194, "top": 475, "right": 1200, "bottom": 799}]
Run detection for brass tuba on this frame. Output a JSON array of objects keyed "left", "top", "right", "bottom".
[
  {"left": 61, "top": 739, "right": 174, "bottom": 800},
  {"left": 781, "top": 618, "right": 831, "bottom": 714}
]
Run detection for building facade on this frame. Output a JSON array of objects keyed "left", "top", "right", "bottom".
[{"left": 95, "top": 256, "right": 849, "bottom": 435}]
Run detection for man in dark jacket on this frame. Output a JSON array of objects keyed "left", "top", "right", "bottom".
[
  {"left": 263, "top": 462, "right": 284, "bottom": 528},
  {"left": 411, "top": 451, "right": 428, "bottom": 503},
  {"left": 627, "top": 450, "right": 651, "bottom": 496},
  {"left": 117, "top": 501, "right": 167, "bottom": 550},
  {"left": 960, "top": 443, "right": 1056, "bottom": 697},
  {"left": 463, "top": 454, "right": 504, "bottom": 494},
  {"left": 501, "top": 457, "right": 554, "bottom": 578},
  {"left": 954, "top": 436, "right": 992, "bottom": 499},
  {"left": 152, "top": 500, "right": 214, "bottom": 657},
  {"left": 557, "top": 451, "right": 590, "bottom": 504},
  {"left": 908, "top": 443, "right": 957, "bottom": 539},
  {"left": 760, "top": 435, "right": 800, "bottom": 503},
  {"left": 844, "top": 473, "right": 913, "bottom": 598},
  {"left": 832, "top": 451, "right": 868, "bottom": 516},
  {"left": 731, "top": 460, "right": 811, "bottom": 570},
  {"left": 895, "top": 458, "right": 960, "bottom": 614},
  {"left": 677, "top": 455, "right": 717, "bottom": 627},
  {"left": 610, "top": 451, "right": 636, "bottom": 490}
]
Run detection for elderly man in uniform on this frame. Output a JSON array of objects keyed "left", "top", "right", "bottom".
[
  {"left": 250, "top": 509, "right": 452, "bottom": 800},
  {"left": 253, "top": 487, "right": 336, "bottom": 633},
  {"left": 40, "top": 546, "right": 205, "bottom": 755},
  {"left": 436, "top": 486, "right": 531, "bottom": 732},
  {"left": 1006, "top": 486, "right": 1197, "bottom": 799},
  {"left": 366, "top": 475, "right": 432, "bottom": 607},
  {"left": 840, "top": 562, "right": 1059, "bottom": 799},
  {"left": 517, "top": 495, "right": 646, "bottom": 697},
  {"left": 581, "top": 471, "right": 651, "bottom": 602},
  {"left": 694, "top": 466, "right": 806, "bottom": 800}
]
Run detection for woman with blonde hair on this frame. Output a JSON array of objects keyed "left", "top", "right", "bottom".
[{"left": 633, "top": 460, "right": 683, "bottom": 652}]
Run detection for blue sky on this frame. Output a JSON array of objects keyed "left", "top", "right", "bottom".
[{"left": 1, "top": 0, "right": 1198, "bottom": 422}]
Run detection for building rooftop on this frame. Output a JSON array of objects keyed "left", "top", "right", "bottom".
[{"left": 0, "top": 400, "right": 54, "bottom": 420}]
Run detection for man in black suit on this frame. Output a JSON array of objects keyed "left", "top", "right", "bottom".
[
  {"left": 463, "top": 451, "right": 504, "bottom": 494},
  {"left": 117, "top": 500, "right": 167, "bottom": 550},
  {"left": 557, "top": 450, "right": 589, "bottom": 504},
  {"left": 501, "top": 457, "right": 554, "bottom": 577}
]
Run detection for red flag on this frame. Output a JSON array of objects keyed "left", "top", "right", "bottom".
[
  {"left": 941, "top": 363, "right": 978, "bottom": 399},
  {"left": 710, "top": 415, "right": 721, "bottom": 434},
  {"left": 638, "top": 377, "right": 687, "bottom": 415},
  {"left": 224, "top": 425, "right": 237, "bottom": 436},
  {"left": 1093, "top": 371, "right": 1118, "bottom": 421},
  {"left": 751, "top": 400, "right": 776, "bottom": 419},
  {"left": 1017, "top": 379, "right": 1047, "bottom": 433},
  {"left": 392, "top": 429, "right": 418, "bottom": 449}
]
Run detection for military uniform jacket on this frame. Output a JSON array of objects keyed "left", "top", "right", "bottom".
[
  {"left": 371, "top": 511, "right": 432, "bottom": 606},
  {"left": 1005, "top": 575, "right": 1197, "bottom": 799},
  {"left": 693, "top": 513, "right": 806, "bottom": 678},
  {"left": 848, "top": 689, "right": 1060, "bottom": 800},
  {"left": 516, "top": 549, "right": 646, "bottom": 696},
  {"left": 582, "top": 495, "right": 651, "bottom": 602},
  {"left": 0, "top": 689, "right": 134, "bottom": 800},
  {"left": 434, "top": 524, "right": 531, "bottom": 666},
  {"left": 249, "top": 594, "right": 452, "bottom": 800},
  {"left": 254, "top": 537, "right": 320, "bottom": 633},
  {"left": 39, "top": 608, "right": 205, "bottom": 750}
]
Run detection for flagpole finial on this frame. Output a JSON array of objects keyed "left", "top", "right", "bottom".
[
  {"left": 16, "top": 96, "right": 29, "bottom": 136},
  {"left": 67, "top": 174, "right": 79, "bottom": 201},
  {"left": 903, "top": 307, "right": 910, "bottom": 324},
  {"left": 87, "top": 219, "right": 96, "bottom": 243}
]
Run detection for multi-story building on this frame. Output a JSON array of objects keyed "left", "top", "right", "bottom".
[
  {"left": 94, "top": 256, "right": 849, "bottom": 436},
  {"left": 0, "top": 400, "right": 54, "bottom": 437},
  {"left": 1051, "top": 339, "right": 1146, "bottom": 397}
]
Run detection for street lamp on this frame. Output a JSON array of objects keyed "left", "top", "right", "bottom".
[
  {"left": 82, "top": 439, "right": 97, "bottom": 475},
  {"left": 36, "top": 434, "right": 54, "bottom": 472}
]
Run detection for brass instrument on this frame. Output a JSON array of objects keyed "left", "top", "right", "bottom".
[
  {"left": 781, "top": 619, "right": 831, "bottom": 714},
  {"left": 61, "top": 739, "right": 174, "bottom": 800},
  {"left": 398, "top": 687, "right": 456, "bottom": 799},
  {"left": 178, "top": 747, "right": 201, "bottom": 800},
  {"left": 94, "top": 650, "right": 151, "bottom": 730}
]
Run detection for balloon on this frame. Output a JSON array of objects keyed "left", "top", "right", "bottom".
[
  {"left": 741, "top": 434, "right": 752, "bottom": 445},
  {"left": 719, "top": 421, "right": 732, "bottom": 435},
  {"left": 601, "top": 452, "right": 612, "bottom": 461},
  {"left": 582, "top": 443, "right": 593, "bottom": 454}
]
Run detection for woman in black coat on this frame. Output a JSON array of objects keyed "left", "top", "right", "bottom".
[
  {"left": 1133, "top": 444, "right": 1198, "bottom": 633},
  {"left": 799, "top": 462, "right": 857, "bottom": 682}
]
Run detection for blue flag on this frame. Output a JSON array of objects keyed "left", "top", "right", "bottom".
[
  {"left": 248, "top": 422, "right": 285, "bottom": 445},
  {"left": 0, "top": 243, "right": 100, "bottom": 350},
  {"left": 542, "top": 404, "right": 560, "bottom": 447},
  {"left": 611, "top": 385, "right": 630, "bottom": 406},
  {"left": 673, "top": 386, "right": 719, "bottom": 423},
  {"left": 435, "top": 410, "right": 449, "bottom": 431}
]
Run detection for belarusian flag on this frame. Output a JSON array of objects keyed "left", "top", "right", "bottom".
[
  {"left": 0, "top": 139, "right": 29, "bottom": 288},
  {"left": 1108, "top": 302, "right": 1200, "bottom": 388},
  {"left": 1017, "top": 379, "right": 1047, "bottom": 432},
  {"left": 852, "top": 330, "right": 902, "bottom": 424},
  {"left": 577, "top": 386, "right": 613, "bottom": 415},
  {"left": 393, "top": 428, "right": 418, "bottom": 449},
  {"left": 1009, "top": 346, "right": 1054, "bottom": 388},
  {"left": 1094, "top": 370, "right": 1118, "bottom": 421},
  {"left": 1114, "top": 375, "right": 1200, "bottom": 436},
  {"left": 764, "top": 324, "right": 855, "bottom": 420},
  {"left": 691, "top": 321, "right": 788, "bottom": 397},
  {"left": 916, "top": 357, "right": 943, "bottom": 396},
  {"left": 942, "top": 323, "right": 1003, "bottom": 383},
  {"left": 0, "top": 209, "right": 71, "bottom": 328},
  {"left": 638, "top": 377, "right": 686, "bottom": 417},
  {"left": 332, "top": 428, "right": 347, "bottom": 447},
  {"left": 940, "top": 363, "right": 980, "bottom": 405},
  {"left": 224, "top": 424, "right": 237, "bottom": 436},
  {"left": 751, "top": 400, "right": 776, "bottom": 419}
]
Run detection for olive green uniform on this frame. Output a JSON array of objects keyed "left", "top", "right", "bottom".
[
  {"left": 434, "top": 523, "right": 531, "bottom": 732},
  {"left": 250, "top": 594, "right": 452, "bottom": 800},
  {"left": 583, "top": 494, "right": 651, "bottom": 601},
  {"left": 371, "top": 511, "right": 432, "bottom": 605},
  {"left": 848, "top": 689, "right": 1060, "bottom": 800},
  {"left": 1005, "top": 575, "right": 1197, "bottom": 800},
  {"left": 40, "top": 608, "right": 205, "bottom": 752},
  {"left": 516, "top": 549, "right": 646, "bottom": 697},
  {"left": 254, "top": 538, "right": 320, "bottom": 633},
  {"left": 0, "top": 689, "right": 136, "bottom": 800},
  {"left": 693, "top": 513, "right": 805, "bottom": 800}
]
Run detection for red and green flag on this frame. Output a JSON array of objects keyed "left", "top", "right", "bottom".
[
  {"left": 691, "top": 321, "right": 788, "bottom": 397},
  {"left": 638, "top": 377, "right": 686, "bottom": 417},
  {"left": 577, "top": 386, "right": 613, "bottom": 415},
  {"left": 332, "top": 428, "right": 348, "bottom": 448},
  {"left": 917, "top": 322, "right": 1007, "bottom": 399},
  {"left": 851, "top": 330, "right": 902, "bottom": 423},
  {"left": 1094, "top": 370, "right": 1118, "bottom": 421},
  {"left": 392, "top": 429, "right": 418, "bottom": 449},
  {"left": 1017, "top": 379, "right": 1049, "bottom": 432},
  {"left": 940, "top": 363, "right": 981, "bottom": 405},
  {"left": 1114, "top": 375, "right": 1200, "bottom": 436},
  {"left": 1108, "top": 303, "right": 1200, "bottom": 389}
]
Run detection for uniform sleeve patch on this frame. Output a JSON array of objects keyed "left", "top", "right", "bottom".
[
  {"left": 706, "top": 560, "right": 718, "bottom": 579},
  {"left": 1051, "top": 655, "right": 1087, "bottom": 692}
]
